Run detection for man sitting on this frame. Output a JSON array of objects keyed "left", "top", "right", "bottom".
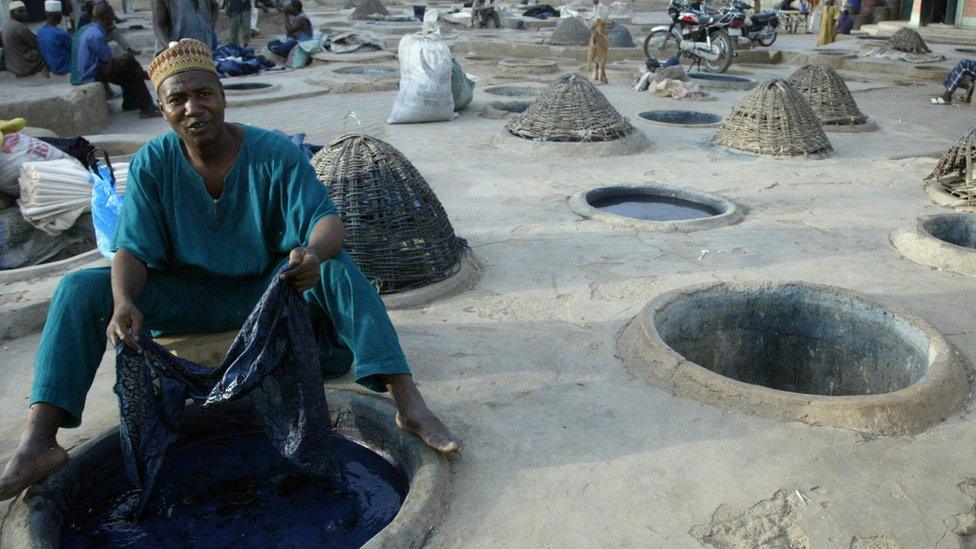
[
  {"left": 78, "top": 0, "right": 140, "bottom": 55},
  {"left": 267, "top": 0, "right": 311, "bottom": 58},
  {"left": 2, "top": 1, "right": 47, "bottom": 77},
  {"left": 932, "top": 59, "right": 976, "bottom": 105},
  {"left": 836, "top": 8, "right": 853, "bottom": 34},
  {"left": 471, "top": 0, "right": 500, "bottom": 29},
  {"left": 0, "top": 38, "right": 459, "bottom": 502},
  {"left": 73, "top": 2, "right": 159, "bottom": 117},
  {"left": 37, "top": 0, "right": 71, "bottom": 75}
]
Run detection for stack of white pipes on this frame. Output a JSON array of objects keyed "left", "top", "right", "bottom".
[{"left": 18, "top": 160, "right": 129, "bottom": 235}]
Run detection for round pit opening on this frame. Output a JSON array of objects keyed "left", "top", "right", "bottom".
[
  {"left": 569, "top": 184, "right": 743, "bottom": 231},
  {"left": 497, "top": 58, "right": 560, "bottom": 76},
  {"left": 687, "top": 72, "right": 756, "bottom": 90},
  {"left": 638, "top": 110, "right": 722, "bottom": 127},
  {"left": 489, "top": 100, "right": 531, "bottom": 113},
  {"left": 891, "top": 213, "right": 976, "bottom": 276},
  {"left": 333, "top": 65, "right": 398, "bottom": 76},
  {"left": 0, "top": 390, "right": 450, "bottom": 547},
  {"left": 483, "top": 85, "right": 541, "bottom": 97},
  {"left": 617, "top": 281, "right": 973, "bottom": 435},
  {"left": 956, "top": 47, "right": 976, "bottom": 54},
  {"left": 222, "top": 82, "right": 281, "bottom": 95}
]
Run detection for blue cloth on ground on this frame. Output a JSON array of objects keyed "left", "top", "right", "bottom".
[
  {"left": 268, "top": 37, "right": 298, "bottom": 57},
  {"left": 213, "top": 43, "right": 275, "bottom": 76},
  {"left": 114, "top": 260, "right": 335, "bottom": 511}
]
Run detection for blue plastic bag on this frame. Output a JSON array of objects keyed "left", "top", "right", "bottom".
[{"left": 89, "top": 155, "right": 123, "bottom": 260}]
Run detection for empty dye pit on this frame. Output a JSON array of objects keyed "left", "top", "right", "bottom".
[
  {"left": 490, "top": 100, "right": 531, "bottom": 113},
  {"left": 483, "top": 85, "right": 541, "bottom": 97},
  {"left": 61, "top": 430, "right": 406, "bottom": 548},
  {"left": 638, "top": 110, "right": 722, "bottom": 127},
  {"left": 569, "top": 185, "right": 743, "bottom": 231},
  {"left": 224, "top": 82, "right": 274, "bottom": 91},
  {"left": 616, "top": 282, "right": 973, "bottom": 435},
  {"left": 687, "top": 73, "right": 756, "bottom": 90},
  {"left": 891, "top": 213, "right": 976, "bottom": 276}
]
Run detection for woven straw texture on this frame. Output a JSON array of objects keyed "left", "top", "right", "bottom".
[
  {"left": 548, "top": 17, "right": 591, "bottom": 46},
  {"left": 351, "top": 0, "right": 389, "bottom": 20},
  {"left": 311, "top": 134, "right": 466, "bottom": 293},
  {"left": 606, "top": 22, "right": 635, "bottom": 48},
  {"left": 928, "top": 129, "right": 976, "bottom": 202},
  {"left": 889, "top": 28, "right": 930, "bottom": 54},
  {"left": 506, "top": 73, "right": 637, "bottom": 142},
  {"left": 710, "top": 79, "right": 833, "bottom": 157},
  {"left": 787, "top": 64, "right": 867, "bottom": 126}
]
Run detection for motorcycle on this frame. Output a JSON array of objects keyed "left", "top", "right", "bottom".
[
  {"left": 720, "top": 0, "right": 780, "bottom": 47},
  {"left": 643, "top": 0, "right": 737, "bottom": 74}
]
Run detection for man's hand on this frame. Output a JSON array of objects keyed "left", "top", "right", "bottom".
[
  {"left": 280, "top": 246, "right": 320, "bottom": 292},
  {"left": 107, "top": 301, "right": 144, "bottom": 353}
]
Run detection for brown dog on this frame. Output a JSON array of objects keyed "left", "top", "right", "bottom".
[{"left": 587, "top": 19, "right": 609, "bottom": 84}]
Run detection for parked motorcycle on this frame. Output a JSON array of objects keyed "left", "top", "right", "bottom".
[
  {"left": 721, "top": 0, "right": 780, "bottom": 47},
  {"left": 643, "top": 0, "right": 737, "bottom": 73}
]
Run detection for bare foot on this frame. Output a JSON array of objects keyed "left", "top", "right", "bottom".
[
  {"left": 395, "top": 410, "right": 460, "bottom": 454},
  {"left": 0, "top": 442, "right": 68, "bottom": 501}
]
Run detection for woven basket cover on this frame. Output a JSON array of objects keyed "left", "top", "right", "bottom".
[
  {"left": 311, "top": 134, "right": 466, "bottom": 293},
  {"left": 549, "top": 17, "right": 591, "bottom": 46},
  {"left": 788, "top": 64, "right": 866, "bottom": 126},
  {"left": 506, "top": 73, "right": 637, "bottom": 142},
  {"left": 606, "top": 23, "right": 635, "bottom": 48},
  {"left": 710, "top": 79, "right": 832, "bottom": 157},
  {"left": 888, "top": 28, "right": 930, "bottom": 54},
  {"left": 928, "top": 129, "right": 976, "bottom": 202},
  {"left": 351, "top": 0, "right": 389, "bottom": 20}
]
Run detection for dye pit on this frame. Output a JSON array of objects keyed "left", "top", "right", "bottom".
[
  {"left": 687, "top": 73, "right": 751, "bottom": 83},
  {"left": 223, "top": 82, "right": 273, "bottom": 91},
  {"left": 588, "top": 193, "right": 719, "bottom": 221},
  {"left": 638, "top": 110, "right": 721, "bottom": 127},
  {"left": 483, "top": 85, "right": 540, "bottom": 97},
  {"left": 489, "top": 100, "right": 531, "bottom": 113},
  {"left": 60, "top": 430, "right": 407, "bottom": 548},
  {"left": 334, "top": 66, "right": 398, "bottom": 76},
  {"left": 923, "top": 214, "right": 976, "bottom": 248}
]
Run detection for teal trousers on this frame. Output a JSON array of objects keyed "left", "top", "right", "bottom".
[{"left": 31, "top": 251, "right": 411, "bottom": 428}]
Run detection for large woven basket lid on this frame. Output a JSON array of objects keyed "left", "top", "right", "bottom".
[
  {"left": 311, "top": 134, "right": 466, "bottom": 294},
  {"left": 506, "top": 73, "right": 637, "bottom": 142},
  {"left": 606, "top": 23, "right": 635, "bottom": 48},
  {"left": 927, "top": 129, "right": 976, "bottom": 201},
  {"left": 548, "top": 16, "right": 591, "bottom": 46},
  {"left": 888, "top": 27, "right": 930, "bottom": 54},
  {"left": 710, "top": 78, "right": 832, "bottom": 157},
  {"left": 788, "top": 64, "right": 867, "bottom": 126},
  {"left": 351, "top": 0, "right": 389, "bottom": 20}
]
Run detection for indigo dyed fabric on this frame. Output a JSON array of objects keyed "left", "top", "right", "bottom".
[{"left": 114, "top": 262, "right": 333, "bottom": 509}]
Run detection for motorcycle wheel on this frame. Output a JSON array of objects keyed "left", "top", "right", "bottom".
[
  {"left": 643, "top": 28, "right": 681, "bottom": 64},
  {"left": 703, "top": 30, "right": 733, "bottom": 73},
  {"left": 757, "top": 29, "right": 777, "bottom": 47}
]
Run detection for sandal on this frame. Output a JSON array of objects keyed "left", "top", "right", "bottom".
[{"left": 930, "top": 97, "right": 949, "bottom": 105}]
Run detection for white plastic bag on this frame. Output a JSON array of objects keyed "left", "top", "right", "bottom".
[
  {"left": 387, "top": 10, "right": 455, "bottom": 124},
  {"left": 0, "top": 133, "right": 70, "bottom": 196}
]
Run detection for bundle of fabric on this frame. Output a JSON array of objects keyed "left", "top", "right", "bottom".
[
  {"left": 351, "top": 0, "right": 389, "bottom": 20},
  {"left": 213, "top": 44, "right": 277, "bottom": 77},
  {"left": 508, "top": 72, "right": 638, "bottom": 142},
  {"left": 327, "top": 31, "right": 385, "bottom": 54},
  {"left": 654, "top": 78, "right": 704, "bottom": 99},
  {"left": 310, "top": 134, "right": 467, "bottom": 293},
  {"left": 889, "top": 27, "right": 931, "bottom": 54},
  {"left": 788, "top": 64, "right": 867, "bottom": 126},
  {"left": 710, "top": 79, "right": 832, "bottom": 157},
  {"left": 548, "top": 16, "right": 590, "bottom": 46},
  {"left": 522, "top": 4, "right": 559, "bottom": 18},
  {"left": 606, "top": 22, "right": 634, "bottom": 47},
  {"left": 927, "top": 129, "right": 976, "bottom": 203},
  {"left": 18, "top": 159, "right": 128, "bottom": 235},
  {"left": 0, "top": 209, "right": 95, "bottom": 270},
  {"left": 452, "top": 58, "right": 476, "bottom": 111}
]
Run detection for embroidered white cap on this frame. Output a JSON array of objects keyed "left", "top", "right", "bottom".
[
  {"left": 9, "top": 1, "right": 27, "bottom": 12},
  {"left": 45, "top": 0, "right": 62, "bottom": 12}
]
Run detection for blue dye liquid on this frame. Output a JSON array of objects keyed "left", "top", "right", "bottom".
[
  {"left": 61, "top": 431, "right": 407, "bottom": 548},
  {"left": 590, "top": 194, "right": 718, "bottom": 221}
]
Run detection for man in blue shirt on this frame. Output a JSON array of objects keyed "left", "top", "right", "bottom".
[
  {"left": 36, "top": 0, "right": 71, "bottom": 75},
  {"left": 74, "top": 2, "right": 160, "bottom": 117}
]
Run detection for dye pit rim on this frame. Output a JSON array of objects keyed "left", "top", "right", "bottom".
[
  {"left": 483, "top": 85, "right": 542, "bottom": 97},
  {"left": 638, "top": 110, "right": 722, "bottom": 128},
  {"left": 0, "top": 389, "right": 451, "bottom": 548},
  {"left": 686, "top": 72, "right": 756, "bottom": 90},
  {"left": 923, "top": 179, "right": 976, "bottom": 213},
  {"left": 222, "top": 81, "right": 281, "bottom": 95},
  {"left": 333, "top": 65, "right": 399, "bottom": 76},
  {"left": 489, "top": 100, "right": 532, "bottom": 113},
  {"left": 616, "top": 281, "right": 972, "bottom": 436},
  {"left": 569, "top": 184, "right": 742, "bottom": 232},
  {"left": 891, "top": 213, "right": 976, "bottom": 276},
  {"left": 496, "top": 58, "right": 560, "bottom": 76}
]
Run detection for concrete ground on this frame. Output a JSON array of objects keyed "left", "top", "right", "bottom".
[{"left": 3, "top": 12, "right": 976, "bottom": 548}]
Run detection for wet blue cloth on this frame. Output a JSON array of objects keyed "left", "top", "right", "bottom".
[
  {"left": 114, "top": 261, "right": 334, "bottom": 510},
  {"left": 213, "top": 43, "right": 275, "bottom": 76},
  {"left": 37, "top": 25, "right": 72, "bottom": 75},
  {"left": 268, "top": 37, "right": 298, "bottom": 57},
  {"left": 270, "top": 130, "right": 323, "bottom": 160},
  {"left": 74, "top": 23, "right": 112, "bottom": 84}
]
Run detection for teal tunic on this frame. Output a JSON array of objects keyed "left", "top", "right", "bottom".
[{"left": 31, "top": 126, "right": 410, "bottom": 428}]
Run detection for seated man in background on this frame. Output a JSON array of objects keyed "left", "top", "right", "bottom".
[
  {"left": 3, "top": 1, "right": 47, "bottom": 76},
  {"left": 73, "top": 2, "right": 159, "bottom": 117},
  {"left": 0, "top": 38, "right": 458, "bottom": 503},
  {"left": 932, "top": 59, "right": 976, "bottom": 105},
  {"left": 267, "top": 0, "right": 311, "bottom": 57},
  {"left": 37, "top": 0, "right": 71, "bottom": 75},
  {"left": 78, "top": 0, "right": 141, "bottom": 55},
  {"left": 836, "top": 8, "right": 853, "bottom": 34}
]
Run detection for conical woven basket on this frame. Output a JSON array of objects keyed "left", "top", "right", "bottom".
[
  {"left": 710, "top": 79, "right": 832, "bottom": 157},
  {"left": 606, "top": 22, "right": 635, "bottom": 48},
  {"left": 351, "top": 0, "right": 389, "bottom": 20},
  {"left": 548, "top": 16, "right": 591, "bottom": 46},
  {"left": 506, "top": 73, "right": 638, "bottom": 142},
  {"left": 311, "top": 134, "right": 467, "bottom": 293},
  {"left": 788, "top": 64, "right": 867, "bottom": 126},
  {"left": 889, "top": 27, "right": 930, "bottom": 54},
  {"left": 927, "top": 129, "right": 976, "bottom": 203}
]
